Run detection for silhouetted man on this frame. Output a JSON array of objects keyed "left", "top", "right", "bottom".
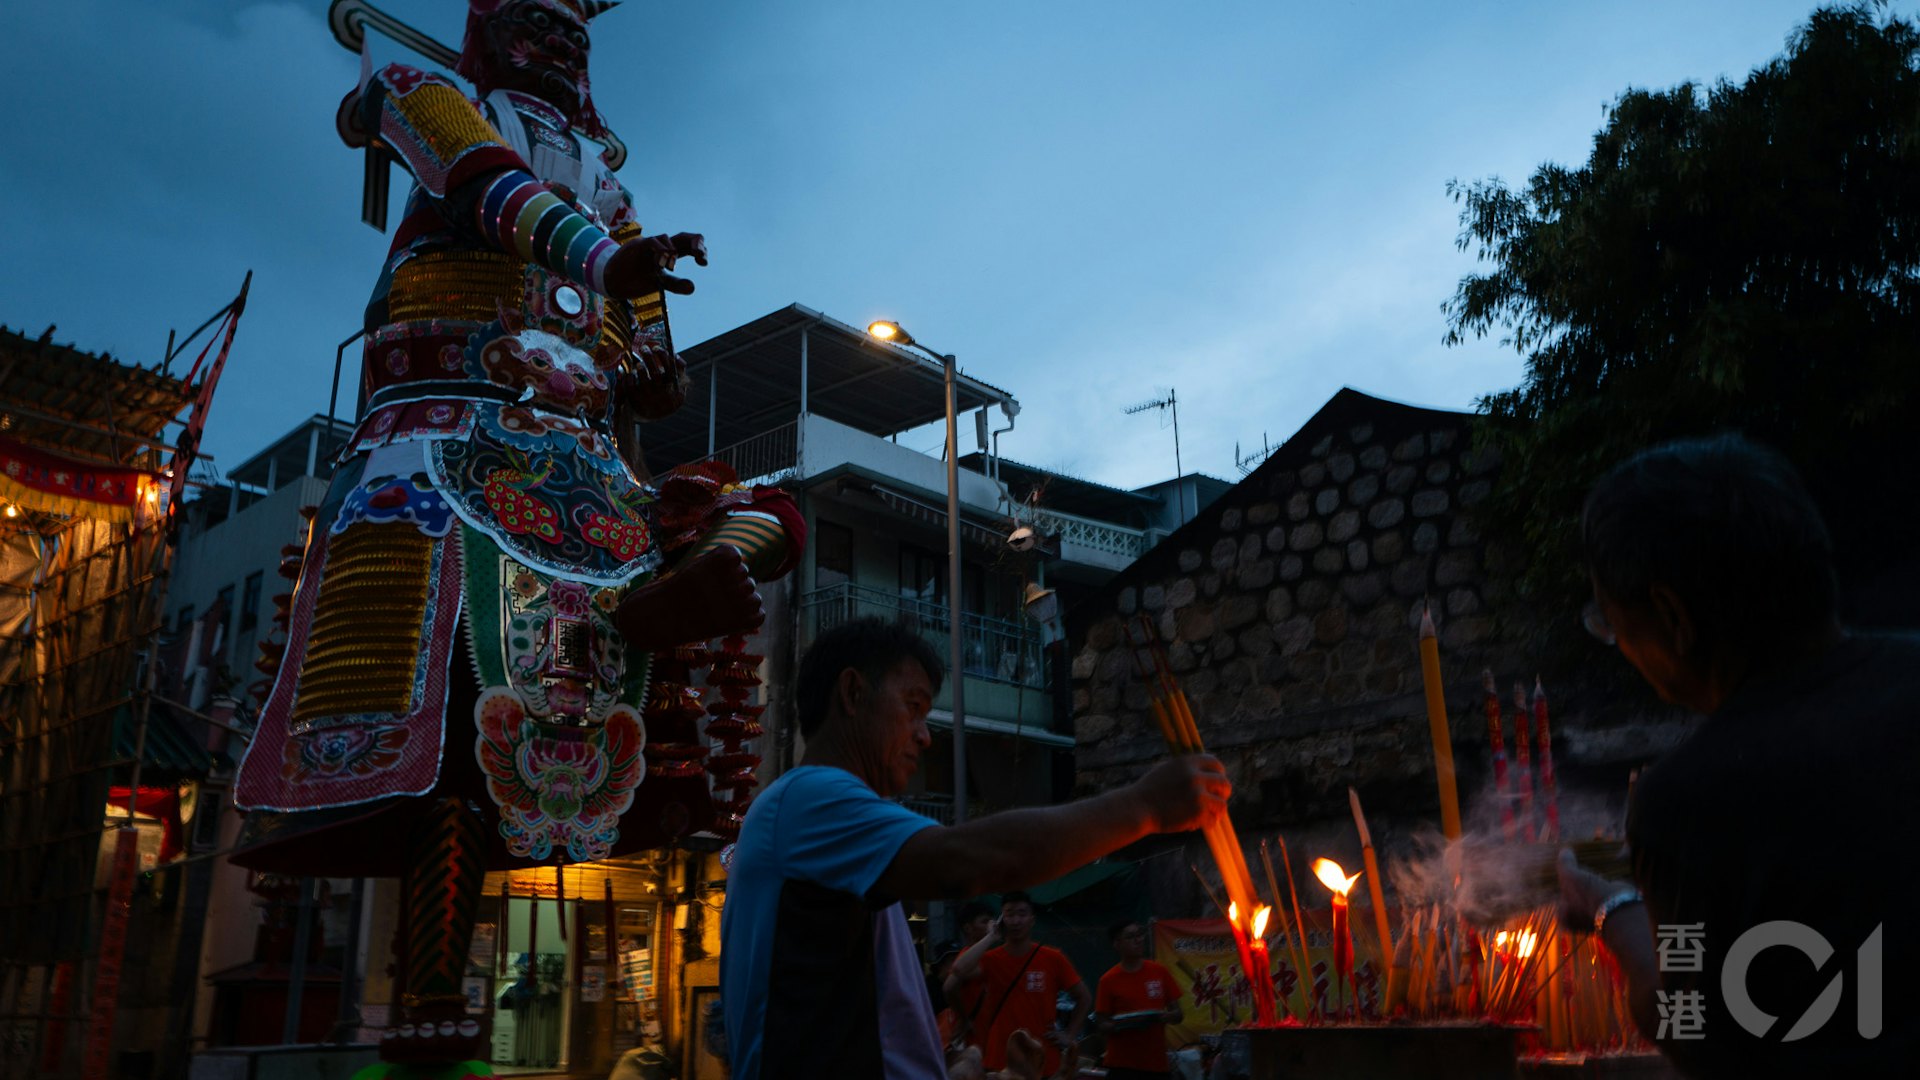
[{"left": 1557, "top": 434, "right": 1917, "bottom": 1076}]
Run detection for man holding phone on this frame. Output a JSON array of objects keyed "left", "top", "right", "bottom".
[{"left": 949, "top": 892, "right": 1092, "bottom": 1079}]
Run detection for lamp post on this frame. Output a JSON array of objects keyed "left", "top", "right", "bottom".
[{"left": 867, "top": 319, "right": 967, "bottom": 825}]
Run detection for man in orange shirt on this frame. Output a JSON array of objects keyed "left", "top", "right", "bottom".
[
  {"left": 950, "top": 892, "right": 1091, "bottom": 1079},
  {"left": 1094, "top": 922, "right": 1183, "bottom": 1080}
]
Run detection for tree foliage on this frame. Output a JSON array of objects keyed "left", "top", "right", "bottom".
[{"left": 1447, "top": 4, "right": 1920, "bottom": 636}]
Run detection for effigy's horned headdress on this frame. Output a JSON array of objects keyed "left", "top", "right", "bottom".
[{"left": 455, "top": 0, "right": 621, "bottom": 139}]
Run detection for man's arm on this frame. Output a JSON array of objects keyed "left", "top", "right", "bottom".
[
  {"left": 947, "top": 919, "right": 1003, "bottom": 991},
  {"left": 1600, "top": 905, "right": 1662, "bottom": 1042},
  {"left": 878, "top": 756, "right": 1228, "bottom": 900},
  {"left": 1556, "top": 850, "right": 1661, "bottom": 1042}
]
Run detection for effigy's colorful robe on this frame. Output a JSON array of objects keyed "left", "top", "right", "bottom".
[{"left": 233, "top": 64, "right": 798, "bottom": 875}]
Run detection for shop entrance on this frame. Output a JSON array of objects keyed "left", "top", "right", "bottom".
[{"left": 473, "top": 867, "right": 662, "bottom": 1074}]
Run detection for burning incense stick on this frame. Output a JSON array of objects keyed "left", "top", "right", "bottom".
[
  {"left": 1191, "top": 862, "right": 1227, "bottom": 919},
  {"left": 1255, "top": 843, "right": 1300, "bottom": 1019},
  {"left": 1128, "top": 617, "right": 1260, "bottom": 929},
  {"left": 1262, "top": 840, "right": 1314, "bottom": 1020},
  {"left": 1274, "top": 834, "right": 1315, "bottom": 1020},
  {"left": 1417, "top": 606, "right": 1462, "bottom": 839},
  {"left": 1347, "top": 787, "right": 1394, "bottom": 972}
]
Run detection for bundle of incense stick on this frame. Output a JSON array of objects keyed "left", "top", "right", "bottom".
[
  {"left": 1388, "top": 903, "right": 1644, "bottom": 1054},
  {"left": 1128, "top": 616, "right": 1259, "bottom": 921}
]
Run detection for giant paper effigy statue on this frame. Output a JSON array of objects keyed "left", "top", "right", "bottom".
[{"left": 231, "top": 2, "right": 800, "bottom": 1071}]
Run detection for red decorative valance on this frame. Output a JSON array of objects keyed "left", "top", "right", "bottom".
[{"left": 0, "top": 435, "right": 153, "bottom": 522}]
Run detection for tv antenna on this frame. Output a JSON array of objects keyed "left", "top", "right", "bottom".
[
  {"left": 1123, "top": 388, "right": 1186, "bottom": 523},
  {"left": 1235, "top": 432, "right": 1276, "bottom": 475}
]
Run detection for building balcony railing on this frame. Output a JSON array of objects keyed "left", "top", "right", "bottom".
[
  {"left": 707, "top": 414, "right": 1148, "bottom": 570},
  {"left": 1014, "top": 504, "right": 1148, "bottom": 561},
  {"left": 710, "top": 419, "right": 798, "bottom": 485},
  {"left": 896, "top": 794, "right": 955, "bottom": 825},
  {"left": 800, "top": 582, "right": 1045, "bottom": 690}
]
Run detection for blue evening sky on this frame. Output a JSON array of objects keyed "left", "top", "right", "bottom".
[{"left": 0, "top": 1, "right": 1880, "bottom": 490}]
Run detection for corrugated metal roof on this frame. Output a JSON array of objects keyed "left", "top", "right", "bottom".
[{"left": 0, "top": 326, "right": 198, "bottom": 472}]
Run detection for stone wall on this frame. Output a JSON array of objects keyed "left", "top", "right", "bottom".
[{"left": 1069, "top": 389, "right": 1695, "bottom": 853}]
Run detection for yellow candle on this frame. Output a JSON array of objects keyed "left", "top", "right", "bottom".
[{"left": 1418, "top": 607, "right": 1462, "bottom": 839}]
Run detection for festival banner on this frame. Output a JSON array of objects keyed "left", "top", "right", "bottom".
[
  {"left": 0, "top": 436, "right": 152, "bottom": 522},
  {"left": 1153, "top": 916, "right": 1388, "bottom": 1043}
]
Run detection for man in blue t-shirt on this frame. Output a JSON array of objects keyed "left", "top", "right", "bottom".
[{"left": 723, "top": 618, "right": 1230, "bottom": 1080}]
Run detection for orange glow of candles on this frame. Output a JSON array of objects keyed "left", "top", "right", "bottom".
[
  {"left": 1418, "top": 607, "right": 1462, "bottom": 840},
  {"left": 1249, "top": 905, "right": 1280, "bottom": 1024},
  {"left": 1226, "top": 902, "right": 1280, "bottom": 1026}
]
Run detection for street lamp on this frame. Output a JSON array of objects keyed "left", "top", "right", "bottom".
[{"left": 867, "top": 318, "right": 968, "bottom": 825}]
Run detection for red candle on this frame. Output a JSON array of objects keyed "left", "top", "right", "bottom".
[
  {"left": 1511, "top": 684, "right": 1536, "bottom": 841},
  {"left": 1312, "top": 860, "right": 1360, "bottom": 1020},
  {"left": 1249, "top": 906, "right": 1281, "bottom": 1025},
  {"left": 1481, "top": 670, "right": 1515, "bottom": 841},
  {"left": 1533, "top": 677, "right": 1559, "bottom": 842}
]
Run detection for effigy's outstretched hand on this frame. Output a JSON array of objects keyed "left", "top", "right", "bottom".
[
  {"left": 618, "top": 340, "right": 689, "bottom": 419},
  {"left": 612, "top": 545, "right": 763, "bottom": 653},
  {"left": 603, "top": 232, "right": 708, "bottom": 297}
]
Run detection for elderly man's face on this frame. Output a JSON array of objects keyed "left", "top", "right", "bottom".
[
  {"left": 477, "top": 1, "right": 591, "bottom": 112},
  {"left": 853, "top": 658, "right": 934, "bottom": 798},
  {"left": 1592, "top": 579, "right": 1699, "bottom": 708}
]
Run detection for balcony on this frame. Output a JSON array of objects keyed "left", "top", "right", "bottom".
[
  {"left": 800, "top": 582, "right": 1044, "bottom": 690},
  {"left": 896, "top": 794, "right": 955, "bottom": 825},
  {"left": 710, "top": 419, "right": 797, "bottom": 486},
  {"left": 708, "top": 413, "right": 1150, "bottom": 572}
]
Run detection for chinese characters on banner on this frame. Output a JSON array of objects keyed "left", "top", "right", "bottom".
[{"left": 1152, "top": 917, "right": 1386, "bottom": 1042}]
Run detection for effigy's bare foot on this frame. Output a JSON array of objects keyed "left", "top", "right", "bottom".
[{"left": 613, "top": 546, "right": 763, "bottom": 652}]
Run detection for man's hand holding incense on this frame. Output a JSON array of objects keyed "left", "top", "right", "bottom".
[{"left": 1132, "top": 754, "right": 1231, "bottom": 833}]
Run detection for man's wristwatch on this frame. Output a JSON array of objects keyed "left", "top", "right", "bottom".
[{"left": 1593, "top": 889, "right": 1644, "bottom": 935}]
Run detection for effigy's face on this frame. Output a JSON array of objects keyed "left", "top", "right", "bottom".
[{"left": 479, "top": 0, "right": 591, "bottom": 112}]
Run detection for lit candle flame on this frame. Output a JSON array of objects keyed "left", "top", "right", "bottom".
[
  {"left": 1311, "top": 857, "right": 1361, "bottom": 897},
  {"left": 1229, "top": 901, "right": 1238, "bottom": 925},
  {"left": 1495, "top": 929, "right": 1537, "bottom": 958},
  {"left": 1252, "top": 905, "right": 1270, "bottom": 938}
]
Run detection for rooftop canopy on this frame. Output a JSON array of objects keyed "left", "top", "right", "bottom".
[{"left": 644, "top": 304, "right": 1018, "bottom": 472}]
